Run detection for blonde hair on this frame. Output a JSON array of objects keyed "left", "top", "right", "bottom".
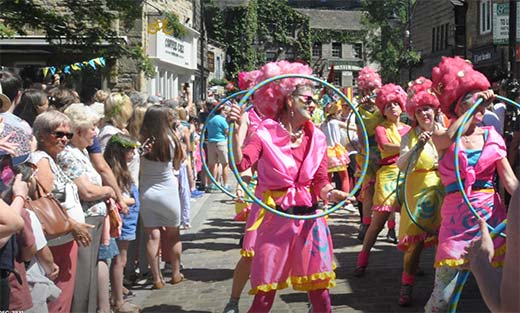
[
  {"left": 127, "top": 105, "right": 147, "bottom": 140},
  {"left": 93, "top": 89, "right": 110, "bottom": 103},
  {"left": 64, "top": 103, "right": 100, "bottom": 131},
  {"left": 178, "top": 107, "right": 188, "bottom": 121},
  {"left": 104, "top": 93, "right": 133, "bottom": 129}
]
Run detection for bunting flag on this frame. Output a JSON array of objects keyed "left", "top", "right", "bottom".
[{"left": 41, "top": 57, "right": 106, "bottom": 79}]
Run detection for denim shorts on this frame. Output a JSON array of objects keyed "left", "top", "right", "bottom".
[{"left": 98, "top": 238, "right": 119, "bottom": 260}]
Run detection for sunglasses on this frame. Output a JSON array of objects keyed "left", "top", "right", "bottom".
[
  {"left": 297, "top": 95, "right": 316, "bottom": 106},
  {"left": 51, "top": 131, "right": 74, "bottom": 140}
]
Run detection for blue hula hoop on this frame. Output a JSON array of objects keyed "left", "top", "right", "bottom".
[
  {"left": 449, "top": 93, "right": 519, "bottom": 312},
  {"left": 227, "top": 74, "right": 370, "bottom": 220}
]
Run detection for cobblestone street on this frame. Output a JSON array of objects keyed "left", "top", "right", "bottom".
[{"left": 132, "top": 191, "right": 489, "bottom": 313}]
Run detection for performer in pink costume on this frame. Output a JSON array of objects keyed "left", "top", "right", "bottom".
[
  {"left": 229, "top": 61, "right": 350, "bottom": 313},
  {"left": 424, "top": 56, "right": 518, "bottom": 312}
]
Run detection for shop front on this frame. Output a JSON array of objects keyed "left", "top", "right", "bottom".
[{"left": 147, "top": 26, "right": 199, "bottom": 101}]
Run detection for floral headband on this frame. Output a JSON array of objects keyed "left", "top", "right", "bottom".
[{"left": 109, "top": 134, "right": 139, "bottom": 149}]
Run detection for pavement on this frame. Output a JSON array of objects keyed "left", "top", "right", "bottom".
[{"left": 130, "top": 188, "right": 490, "bottom": 313}]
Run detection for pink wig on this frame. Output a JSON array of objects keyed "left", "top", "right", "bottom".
[
  {"left": 238, "top": 61, "right": 313, "bottom": 119},
  {"left": 357, "top": 66, "right": 382, "bottom": 93},
  {"left": 431, "top": 56, "right": 490, "bottom": 118},
  {"left": 406, "top": 77, "right": 440, "bottom": 119},
  {"left": 375, "top": 83, "right": 407, "bottom": 113}
]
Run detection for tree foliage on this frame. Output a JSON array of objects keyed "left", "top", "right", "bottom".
[
  {"left": 217, "top": 0, "right": 311, "bottom": 80},
  {"left": 0, "top": 0, "right": 156, "bottom": 77},
  {"left": 361, "top": 0, "right": 420, "bottom": 84}
]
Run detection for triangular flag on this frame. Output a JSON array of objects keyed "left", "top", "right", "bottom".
[
  {"left": 71, "top": 64, "right": 80, "bottom": 71},
  {"left": 94, "top": 58, "right": 102, "bottom": 66},
  {"left": 98, "top": 57, "right": 106, "bottom": 67},
  {"left": 63, "top": 65, "right": 71, "bottom": 74},
  {"left": 88, "top": 59, "right": 97, "bottom": 70},
  {"left": 42, "top": 67, "right": 49, "bottom": 78},
  {"left": 49, "top": 67, "right": 56, "bottom": 75}
]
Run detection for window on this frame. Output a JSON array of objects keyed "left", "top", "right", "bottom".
[
  {"left": 216, "top": 56, "right": 221, "bottom": 79},
  {"left": 266, "top": 51, "right": 277, "bottom": 62},
  {"left": 332, "top": 42, "right": 342, "bottom": 58},
  {"left": 353, "top": 43, "right": 363, "bottom": 59},
  {"left": 312, "top": 43, "right": 322, "bottom": 58},
  {"left": 432, "top": 23, "right": 449, "bottom": 52},
  {"left": 480, "top": 0, "right": 491, "bottom": 34}
]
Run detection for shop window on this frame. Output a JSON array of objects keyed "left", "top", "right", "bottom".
[
  {"left": 480, "top": 0, "right": 491, "bottom": 34},
  {"left": 332, "top": 42, "right": 342, "bottom": 58},
  {"left": 334, "top": 71, "right": 342, "bottom": 86}
]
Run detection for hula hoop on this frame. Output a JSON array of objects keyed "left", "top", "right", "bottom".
[
  {"left": 452, "top": 96, "right": 520, "bottom": 238},
  {"left": 448, "top": 219, "right": 507, "bottom": 313},
  {"left": 227, "top": 74, "right": 370, "bottom": 220},
  {"left": 401, "top": 144, "right": 440, "bottom": 235},
  {"left": 199, "top": 90, "right": 253, "bottom": 202},
  {"left": 448, "top": 94, "right": 519, "bottom": 312}
]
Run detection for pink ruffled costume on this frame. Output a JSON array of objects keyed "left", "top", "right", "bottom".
[
  {"left": 435, "top": 126, "right": 506, "bottom": 268},
  {"left": 237, "top": 119, "right": 335, "bottom": 295}
]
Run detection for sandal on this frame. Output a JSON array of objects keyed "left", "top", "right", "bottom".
[
  {"left": 170, "top": 273, "right": 185, "bottom": 285},
  {"left": 113, "top": 301, "right": 140, "bottom": 313},
  {"left": 353, "top": 266, "right": 366, "bottom": 277},
  {"left": 398, "top": 284, "right": 413, "bottom": 307},
  {"left": 151, "top": 281, "right": 165, "bottom": 290}
]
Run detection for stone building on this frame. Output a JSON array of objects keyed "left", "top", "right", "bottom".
[
  {"left": 295, "top": 8, "right": 368, "bottom": 87},
  {"left": 0, "top": 0, "right": 207, "bottom": 102}
]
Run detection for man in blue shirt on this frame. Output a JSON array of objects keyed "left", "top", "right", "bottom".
[{"left": 206, "top": 106, "right": 232, "bottom": 192}]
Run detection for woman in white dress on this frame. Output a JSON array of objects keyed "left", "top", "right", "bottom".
[{"left": 139, "top": 105, "right": 184, "bottom": 289}]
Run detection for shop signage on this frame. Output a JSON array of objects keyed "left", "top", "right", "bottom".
[
  {"left": 493, "top": 2, "right": 520, "bottom": 45},
  {"left": 471, "top": 45, "right": 500, "bottom": 66},
  {"left": 150, "top": 31, "right": 195, "bottom": 69}
]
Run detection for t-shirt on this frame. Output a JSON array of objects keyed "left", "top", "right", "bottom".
[
  {"left": 206, "top": 114, "right": 228, "bottom": 143},
  {"left": 480, "top": 109, "right": 502, "bottom": 134},
  {"left": 86, "top": 135, "right": 102, "bottom": 154},
  {"left": 57, "top": 145, "right": 107, "bottom": 217},
  {"left": 98, "top": 124, "right": 121, "bottom": 151}
]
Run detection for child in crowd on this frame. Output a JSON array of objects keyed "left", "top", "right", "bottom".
[{"left": 104, "top": 134, "right": 140, "bottom": 313}]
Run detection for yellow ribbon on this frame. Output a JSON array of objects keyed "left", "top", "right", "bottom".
[{"left": 246, "top": 190, "right": 286, "bottom": 231}]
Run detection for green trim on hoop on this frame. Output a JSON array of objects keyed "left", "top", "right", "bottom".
[
  {"left": 200, "top": 90, "right": 253, "bottom": 202},
  {"left": 227, "top": 74, "right": 370, "bottom": 220}
]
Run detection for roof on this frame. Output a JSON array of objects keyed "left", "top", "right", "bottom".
[{"left": 295, "top": 9, "right": 364, "bottom": 31}]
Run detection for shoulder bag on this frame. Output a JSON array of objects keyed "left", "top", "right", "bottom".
[{"left": 25, "top": 178, "right": 72, "bottom": 239}]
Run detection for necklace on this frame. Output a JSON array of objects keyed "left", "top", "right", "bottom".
[{"left": 279, "top": 120, "right": 303, "bottom": 141}]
